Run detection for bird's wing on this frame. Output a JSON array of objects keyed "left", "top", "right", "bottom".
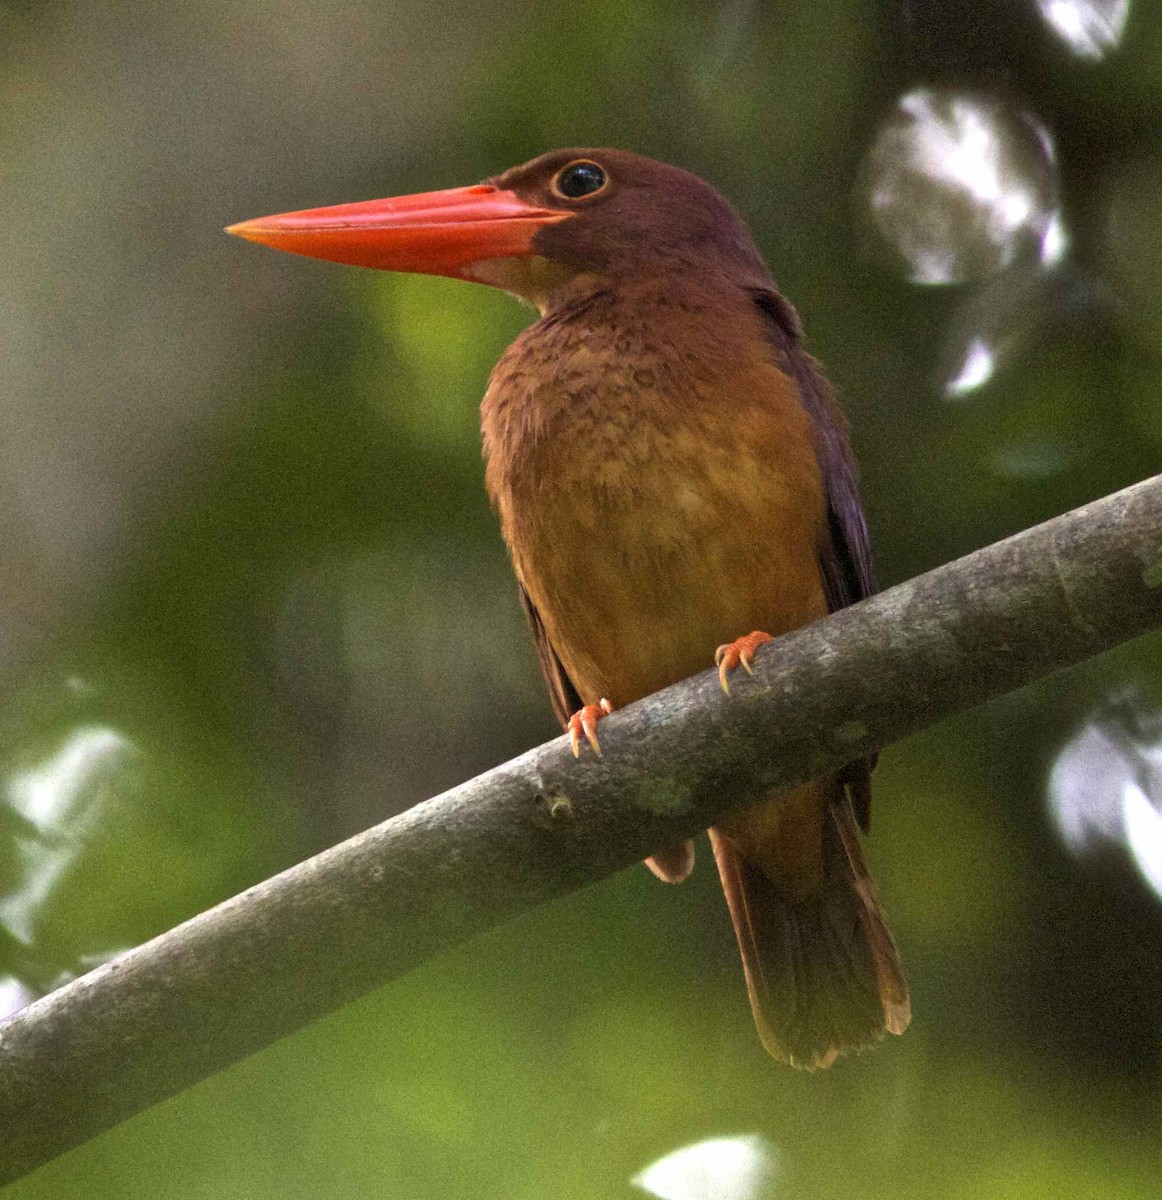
[
  {"left": 751, "top": 288, "right": 877, "bottom": 608},
  {"left": 751, "top": 288, "right": 877, "bottom": 827},
  {"left": 519, "top": 583, "right": 583, "bottom": 729}
]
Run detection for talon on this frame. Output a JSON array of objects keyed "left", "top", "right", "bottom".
[
  {"left": 714, "top": 631, "right": 773, "bottom": 694},
  {"left": 568, "top": 699, "right": 615, "bottom": 758}
]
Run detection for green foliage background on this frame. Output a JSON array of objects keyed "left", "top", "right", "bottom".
[{"left": 1, "top": 1, "right": 1160, "bottom": 1195}]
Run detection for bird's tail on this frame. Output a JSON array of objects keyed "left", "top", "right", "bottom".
[{"left": 709, "top": 788, "right": 910, "bottom": 1069}]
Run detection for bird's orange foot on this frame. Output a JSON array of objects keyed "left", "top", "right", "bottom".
[
  {"left": 567, "top": 699, "right": 615, "bottom": 758},
  {"left": 715, "top": 631, "right": 773, "bottom": 694}
]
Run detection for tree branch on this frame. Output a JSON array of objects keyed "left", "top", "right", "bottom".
[{"left": 2, "top": 475, "right": 1161, "bottom": 1182}]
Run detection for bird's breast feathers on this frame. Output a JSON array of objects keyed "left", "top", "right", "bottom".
[{"left": 481, "top": 298, "right": 829, "bottom": 704}]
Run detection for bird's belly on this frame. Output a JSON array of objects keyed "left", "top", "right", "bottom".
[{"left": 516, "top": 437, "right": 828, "bottom": 708}]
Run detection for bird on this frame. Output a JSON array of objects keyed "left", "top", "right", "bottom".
[{"left": 228, "top": 148, "right": 911, "bottom": 1068}]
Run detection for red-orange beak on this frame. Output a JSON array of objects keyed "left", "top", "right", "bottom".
[{"left": 226, "top": 184, "right": 569, "bottom": 280}]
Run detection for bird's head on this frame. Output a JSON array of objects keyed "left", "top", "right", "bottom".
[{"left": 227, "top": 148, "right": 770, "bottom": 313}]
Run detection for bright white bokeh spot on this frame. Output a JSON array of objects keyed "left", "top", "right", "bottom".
[
  {"left": 7, "top": 726, "right": 135, "bottom": 833},
  {"left": 1, "top": 726, "right": 139, "bottom": 942},
  {"left": 0, "top": 976, "right": 35, "bottom": 1021},
  {"left": 1037, "top": 0, "right": 1130, "bottom": 60},
  {"left": 1048, "top": 701, "right": 1162, "bottom": 901},
  {"left": 1040, "top": 210, "right": 1070, "bottom": 266},
  {"left": 1123, "top": 782, "right": 1162, "bottom": 898},
  {"left": 633, "top": 1135, "right": 778, "bottom": 1200},
  {"left": 866, "top": 89, "right": 1061, "bottom": 285},
  {"left": 945, "top": 336, "right": 997, "bottom": 398}
]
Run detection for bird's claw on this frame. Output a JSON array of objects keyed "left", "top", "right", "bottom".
[
  {"left": 714, "top": 631, "right": 773, "bottom": 694},
  {"left": 568, "top": 698, "right": 615, "bottom": 758}
]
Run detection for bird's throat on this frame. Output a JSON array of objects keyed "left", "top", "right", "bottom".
[{"left": 461, "top": 255, "right": 580, "bottom": 314}]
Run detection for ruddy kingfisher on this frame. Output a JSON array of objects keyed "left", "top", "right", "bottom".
[{"left": 228, "top": 149, "right": 910, "bottom": 1068}]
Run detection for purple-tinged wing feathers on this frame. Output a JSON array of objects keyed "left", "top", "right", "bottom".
[
  {"left": 519, "top": 583, "right": 583, "bottom": 730},
  {"left": 751, "top": 288, "right": 877, "bottom": 828}
]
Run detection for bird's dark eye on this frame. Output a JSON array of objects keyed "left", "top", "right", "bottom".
[{"left": 553, "top": 161, "right": 607, "bottom": 200}]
